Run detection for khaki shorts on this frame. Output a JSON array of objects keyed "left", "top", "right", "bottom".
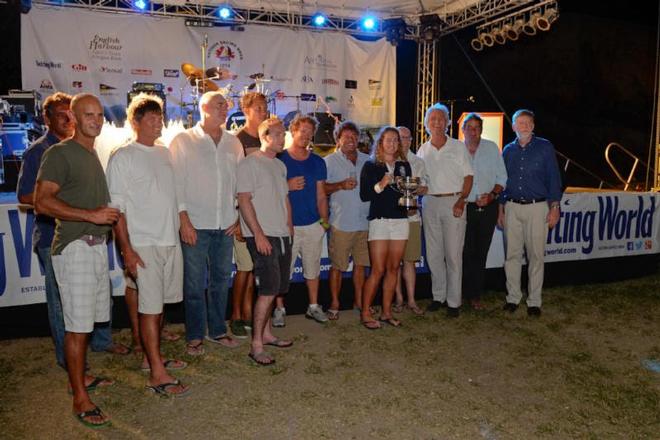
[
  {"left": 233, "top": 237, "right": 254, "bottom": 271},
  {"left": 368, "top": 218, "right": 409, "bottom": 241},
  {"left": 328, "top": 227, "right": 370, "bottom": 271},
  {"left": 290, "top": 222, "right": 326, "bottom": 279},
  {"left": 133, "top": 245, "right": 184, "bottom": 314},
  {"left": 403, "top": 221, "right": 422, "bottom": 262}
]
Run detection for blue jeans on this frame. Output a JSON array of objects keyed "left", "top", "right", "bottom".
[
  {"left": 37, "top": 246, "right": 113, "bottom": 369},
  {"left": 181, "top": 229, "right": 233, "bottom": 341}
]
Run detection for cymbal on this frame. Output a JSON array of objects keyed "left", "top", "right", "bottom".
[
  {"left": 181, "top": 63, "right": 203, "bottom": 78},
  {"left": 206, "top": 67, "right": 235, "bottom": 81},
  {"left": 189, "top": 77, "right": 219, "bottom": 92}
]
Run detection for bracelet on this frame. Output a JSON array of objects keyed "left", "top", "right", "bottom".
[
  {"left": 550, "top": 202, "right": 560, "bottom": 209},
  {"left": 319, "top": 219, "right": 330, "bottom": 229},
  {"left": 374, "top": 183, "right": 384, "bottom": 194}
]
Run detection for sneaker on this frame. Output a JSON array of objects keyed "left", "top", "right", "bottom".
[
  {"left": 305, "top": 305, "right": 329, "bottom": 323},
  {"left": 230, "top": 320, "right": 248, "bottom": 339},
  {"left": 272, "top": 308, "right": 286, "bottom": 327}
]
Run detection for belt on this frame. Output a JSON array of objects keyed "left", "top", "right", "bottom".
[
  {"left": 78, "top": 234, "right": 106, "bottom": 246},
  {"left": 509, "top": 198, "right": 546, "bottom": 205},
  {"left": 427, "top": 192, "right": 462, "bottom": 198}
]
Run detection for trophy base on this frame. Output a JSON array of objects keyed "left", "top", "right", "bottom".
[{"left": 399, "top": 197, "right": 419, "bottom": 210}]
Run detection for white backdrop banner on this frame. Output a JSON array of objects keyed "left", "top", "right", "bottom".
[
  {"left": 21, "top": 6, "right": 396, "bottom": 127},
  {"left": 1, "top": 192, "right": 658, "bottom": 308}
]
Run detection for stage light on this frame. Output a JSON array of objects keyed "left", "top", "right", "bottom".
[
  {"left": 502, "top": 22, "right": 518, "bottom": 41},
  {"left": 522, "top": 18, "right": 536, "bottom": 36},
  {"left": 218, "top": 6, "right": 233, "bottom": 20},
  {"left": 361, "top": 15, "right": 377, "bottom": 31},
  {"left": 134, "top": 0, "right": 147, "bottom": 11},
  {"left": 383, "top": 17, "right": 406, "bottom": 46},
  {"left": 312, "top": 13, "right": 327, "bottom": 27},
  {"left": 479, "top": 31, "right": 494, "bottom": 47},
  {"left": 470, "top": 37, "right": 483, "bottom": 52},
  {"left": 535, "top": 7, "right": 558, "bottom": 31},
  {"left": 492, "top": 26, "right": 506, "bottom": 45},
  {"left": 419, "top": 14, "right": 442, "bottom": 42}
]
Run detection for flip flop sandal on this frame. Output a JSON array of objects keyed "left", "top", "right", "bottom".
[
  {"left": 205, "top": 334, "right": 240, "bottom": 348},
  {"left": 104, "top": 343, "right": 131, "bottom": 356},
  {"left": 392, "top": 304, "right": 405, "bottom": 313},
  {"left": 361, "top": 320, "right": 381, "bottom": 330},
  {"left": 140, "top": 359, "right": 188, "bottom": 372},
  {"left": 145, "top": 379, "right": 191, "bottom": 398},
  {"left": 186, "top": 341, "right": 205, "bottom": 356},
  {"left": 326, "top": 309, "right": 340, "bottom": 320},
  {"left": 409, "top": 304, "right": 425, "bottom": 316},
  {"left": 74, "top": 406, "right": 111, "bottom": 429},
  {"left": 248, "top": 351, "right": 275, "bottom": 366},
  {"left": 379, "top": 317, "right": 402, "bottom": 327},
  {"left": 264, "top": 338, "right": 294, "bottom": 348}
]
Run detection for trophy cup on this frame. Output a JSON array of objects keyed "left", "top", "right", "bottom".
[{"left": 392, "top": 176, "right": 421, "bottom": 209}]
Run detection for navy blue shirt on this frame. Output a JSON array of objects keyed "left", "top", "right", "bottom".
[
  {"left": 16, "top": 131, "right": 59, "bottom": 249},
  {"left": 360, "top": 160, "right": 412, "bottom": 220},
  {"left": 278, "top": 150, "right": 327, "bottom": 226},
  {"left": 501, "top": 136, "right": 562, "bottom": 203}
]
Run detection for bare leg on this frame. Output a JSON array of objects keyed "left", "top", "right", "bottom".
[
  {"left": 361, "top": 240, "right": 387, "bottom": 322},
  {"left": 306, "top": 277, "right": 320, "bottom": 305},
  {"left": 124, "top": 286, "right": 141, "bottom": 351},
  {"left": 142, "top": 313, "right": 186, "bottom": 393},
  {"left": 402, "top": 261, "right": 418, "bottom": 307},
  {"left": 242, "top": 273, "right": 254, "bottom": 322},
  {"left": 352, "top": 265, "right": 366, "bottom": 310},
  {"left": 67, "top": 332, "right": 109, "bottom": 425},
  {"left": 381, "top": 240, "right": 407, "bottom": 318},
  {"left": 329, "top": 267, "right": 342, "bottom": 311},
  {"left": 275, "top": 295, "right": 285, "bottom": 310},
  {"left": 395, "top": 267, "right": 404, "bottom": 307},
  {"left": 252, "top": 295, "right": 276, "bottom": 354},
  {"left": 231, "top": 270, "right": 250, "bottom": 321}
]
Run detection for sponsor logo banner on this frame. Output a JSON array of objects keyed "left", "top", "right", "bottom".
[
  {"left": 100, "top": 66, "right": 123, "bottom": 74},
  {"left": 72, "top": 81, "right": 83, "bottom": 89},
  {"left": 88, "top": 34, "right": 123, "bottom": 61},
  {"left": 35, "top": 60, "right": 62, "bottom": 69},
  {"left": 131, "top": 68, "right": 152, "bottom": 76},
  {"left": 368, "top": 79, "right": 382, "bottom": 90},
  {"left": 300, "top": 93, "right": 317, "bottom": 101},
  {"left": 322, "top": 78, "right": 339, "bottom": 86},
  {"left": 39, "top": 79, "right": 53, "bottom": 90},
  {"left": 345, "top": 79, "right": 357, "bottom": 89},
  {"left": 163, "top": 69, "right": 179, "bottom": 78},
  {"left": 71, "top": 64, "right": 87, "bottom": 72}
]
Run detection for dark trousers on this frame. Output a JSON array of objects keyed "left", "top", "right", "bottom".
[{"left": 462, "top": 202, "right": 498, "bottom": 301}]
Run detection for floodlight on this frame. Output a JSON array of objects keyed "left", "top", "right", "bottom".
[
  {"left": 312, "top": 13, "right": 327, "bottom": 26},
  {"left": 480, "top": 31, "right": 494, "bottom": 47},
  {"left": 218, "top": 6, "right": 233, "bottom": 19},
  {"left": 492, "top": 26, "right": 506, "bottom": 45},
  {"left": 134, "top": 0, "right": 147, "bottom": 10},
  {"left": 361, "top": 15, "right": 377, "bottom": 31},
  {"left": 470, "top": 37, "right": 483, "bottom": 51}
]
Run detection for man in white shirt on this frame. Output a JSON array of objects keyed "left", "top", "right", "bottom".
[
  {"left": 417, "top": 103, "right": 473, "bottom": 318},
  {"left": 169, "top": 91, "right": 243, "bottom": 355},
  {"left": 107, "top": 94, "right": 189, "bottom": 396}
]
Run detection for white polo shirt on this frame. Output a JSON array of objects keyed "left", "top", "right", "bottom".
[
  {"left": 169, "top": 123, "right": 244, "bottom": 230},
  {"left": 417, "top": 136, "right": 473, "bottom": 194}
]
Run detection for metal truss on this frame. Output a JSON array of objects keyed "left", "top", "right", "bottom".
[
  {"left": 415, "top": 40, "right": 436, "bottom": 148},
  {"left": 431, "top": 0, "right": 538, "bottom": 36}
]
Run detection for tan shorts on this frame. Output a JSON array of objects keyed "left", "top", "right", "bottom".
[
  {"left": 328, "top": 227, "right": 370, "bottom": 271},
  {"left": 133, "top": 245, "right": 184, "bottom": 314},
  {"left": 403, "top": 221, "right": 422, "bottom": 262},
  {"left": 290, "top": 222, "right": 326, "bottom": 279},
  {"left": 124, "top": 272, "right": 137, "bottom": 290},
  {"left": 233, "top": 237, "right": 254, "bottom": 271},
  {"left": 368, "top": 218, "right": 409, "bottom": 241}
]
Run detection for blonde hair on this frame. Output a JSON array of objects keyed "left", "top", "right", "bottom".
[{"left": 258, "top": 117, "right": 284, "bottom": 140}]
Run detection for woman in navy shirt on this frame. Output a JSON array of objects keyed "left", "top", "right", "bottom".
[{"left": 359, "top": 126, "right": 412, "bottom": 329}]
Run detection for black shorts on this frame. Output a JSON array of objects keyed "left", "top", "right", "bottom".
[{"left": 246, "top": 236, "right": 292, "bottom": 296}]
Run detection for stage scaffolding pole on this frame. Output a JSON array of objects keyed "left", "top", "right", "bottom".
[{"left": 415, "top": 40, "right": 437, "bottom": 149}]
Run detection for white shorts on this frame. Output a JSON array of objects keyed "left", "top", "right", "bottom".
[
  {"left": 290, "top": 222, "right": 326, "bottom": 280},
  {"left": 52, "top": 240, "right": 111, "bottom": 333},
  {"left": 134, "top": 245, "right": 184, "bottom": 314},
  {"left": 368, "top": 218, "right": 410, "bottom": 241}
]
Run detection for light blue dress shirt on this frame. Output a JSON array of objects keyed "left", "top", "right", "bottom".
[
  {"left": 466, "top": 138, "right": 508, "bottom": 202},
  {"left": 324, "top": 149, "right": 370, "bottom": 231}
]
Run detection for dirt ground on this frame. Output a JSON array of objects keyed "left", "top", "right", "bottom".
[{"left": 1, "top": 274, "right": 659, "bottom": 440}]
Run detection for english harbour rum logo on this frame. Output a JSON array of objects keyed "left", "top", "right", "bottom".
[{"left": 88, "top": 34, "right": 123, "bottom": 61}]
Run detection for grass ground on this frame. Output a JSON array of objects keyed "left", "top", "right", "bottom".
[{"left": 1, "top": 274, "right": 659, "bottom": 439}]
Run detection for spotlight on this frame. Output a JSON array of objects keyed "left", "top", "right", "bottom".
[
  {"left": 508, "top": 19, "right": 524, "bottom": 41},
  {"left": 470, "top": 37, "right": 483, "bottom": 51},
  {"left": 312, "top": 13, "right": 327, "bottom": 27},
  {"left": 502, "top": 22, "right": 518, "bottom": 41},
  {"left": 361, "top": 15, "right": 377, "bottom": 31},
  {"left": 419, "top": 14, "right": 442, "bottom": 42},
  {"left": 383, "top": 17, "right": 407, "bottom": 46},
  {"left": 535, "top": 8, "right": 557, "bottom": 32},
  {"left": 522, "top": 18, "right": 536, "bottom": 36},
  {"left": 479, "top": 30, "right": 494, "bottom": 47},
  {"left": 134, "top": 0, "right": 147, "bottom": 11},
  {"left": 492, "top": 26, "right": 506, "bottom": 45},
  {"left": 218, "top": 6, "right": 233, "bottom": 20}
]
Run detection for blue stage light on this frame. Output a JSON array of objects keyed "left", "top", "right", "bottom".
[
  {"left": 134, "top": 0, "right": 147, "bottom": 10},
  {"left": 312, "top": 13, "right": 326, "bottom": 26},
  {"left": 218, "top": 6, "right": 232, "bottom": 19},
  {"left": 361, "top": 15, "right": 377, "bottom": 31}
]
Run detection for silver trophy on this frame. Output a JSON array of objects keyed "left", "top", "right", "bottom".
[{"left": 392, "top": 176, "right": 421, "bottom": 209}]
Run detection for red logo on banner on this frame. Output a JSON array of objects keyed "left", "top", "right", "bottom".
[
  {"left": 71, "top": 64, "right": 87, "bottom": 72},
  {"left": 131, "top": 68, "right": 152, "bottom": 76}
]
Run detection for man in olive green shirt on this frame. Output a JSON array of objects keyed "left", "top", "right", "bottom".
[{"left": 35, "top": 93, "right": 120, "bottom": 429}]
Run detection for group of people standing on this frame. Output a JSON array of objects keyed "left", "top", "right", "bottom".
[{"left": 17, "top": 88, "right": 562, "bottom": 428}]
